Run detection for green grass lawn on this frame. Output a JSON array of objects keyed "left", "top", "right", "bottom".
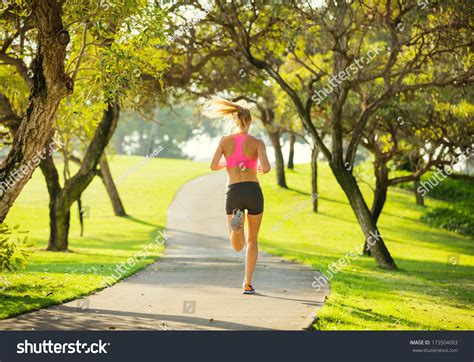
[
  {"left": 258, "top": 163, "right": 473, "bottom": 330},
  {"left": 0, "top": 156, "right": 208, "bottom": 319},
  {"left": 1, "top": 156, "right": 472, "bottom": 330}
]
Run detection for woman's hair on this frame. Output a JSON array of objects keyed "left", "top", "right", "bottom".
[{"left": 202, "top": 96, "right": 252, "bottom": 130}]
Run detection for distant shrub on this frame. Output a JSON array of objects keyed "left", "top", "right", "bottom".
[
  {"left": 396, "top": 171, "right": 474, "bottom": 236},
  {"left": 399, "top": 172, "right": 474, "bottom": 203},
  {"left": 0, "top": 223, "right": 33, "bottom": 272},
  {"left": 421, "top": 207, "right": 474, "bottom": 237},
  {"left": 423, "top": 175, "right": 474, "bottom": 203}
]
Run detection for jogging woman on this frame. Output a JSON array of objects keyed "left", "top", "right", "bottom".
[{"left": 203, "top": 97, "right": 271, "bottom": 295}]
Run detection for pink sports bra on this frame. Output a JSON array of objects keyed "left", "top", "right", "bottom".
[{"left": 225, "top": 133, "right": 258, "bottom": 169}]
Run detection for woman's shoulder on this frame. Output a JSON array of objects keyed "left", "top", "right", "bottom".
[
  {"left": 248, "top": 135, "right": 265, "bottom": 146},
  {"left": 219, "top": 134, "right": 234, "bottom": 143}
]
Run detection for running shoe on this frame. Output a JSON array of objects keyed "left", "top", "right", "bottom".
[
  {"left": 242, "top": 284, "right": 255, "bottom": 295},
  {"left": 230, "top": 208, "right": 244, "bottom": 232}
]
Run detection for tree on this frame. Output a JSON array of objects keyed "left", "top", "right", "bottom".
[
  {"left": 287, "top": 133, "right": 295, "bottom": 169},
  {"left": 43, "top": 102, "right": 120, "bottom": 250},
  {"left": 158, "top": 6, "right": 291, "bottom": 187},
  {"left": 43, "top": 0, "right": 166, "bottom": 251},
  {"left": 255, "top": 91, "right": 288, "bottom": 188},
  {"left": 1, "top": 0, "right": 167, "bottom": 250},
  {"left": 358, "top": 89, "right": 473, "bottom": 254},
  {"left": 98, "top": 154, "right": 127, "bottom": 216},
  {"left": 201, "top": 0, "right": 472, "bottom": 269},
  {"left": 0, "top": 22, "right": 127, "bottom": 221},
  {"left": 0, "top": 0, "right": 73, "bottom": 222}
]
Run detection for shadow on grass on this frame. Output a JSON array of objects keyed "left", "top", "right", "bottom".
[
  {"left": 286, "top": 187, "right": 311, "bottom": 197},
  {"left": 384, "top": 229, "right": 472, "bottom": 255},
  {"left": 125, "top": 215, "right": 158, "bottom": 228},
  {"left": 320, "top": 301, "right": 434, "bottom": 330},
  {"left": 0, "top": 293, "right": 57, "bottom": 319},
  {"left": 318, "top": 196, "right": 352, "bottom": 206}
]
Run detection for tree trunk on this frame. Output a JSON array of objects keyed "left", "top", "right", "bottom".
[
  {"left": 49, "top": 198, "right": 71, "bottom": 251},
  {"left": 288, "top": 133, "right": 295, "bottom": 169},
  {"left": 363, "top": 158, "right": 389, "bottom": 255},
  {"left": 0, "top": 94, "right": 21, "bottom": 136},
  {"left": 311, "top": 147, "right": 319, "bottom": 212},
  {"left": 39, "top": 145, "right": 72, "bottom": 251},
  {"left": 38, "top": 147, "right": 66, "bottom": 251},
  {"left": 46, "top": 102, "right": 120, "bottom": 251},
  {"left": 330, "top": 162, "right": 397, "bottom": 269},
  {"left": 99, "top": 155, "right": 127, "bottom": 216},
  {"left": 268, "top": 130, "right": 287, "bottom": 188},
  {"left": 77, "top": 198, "right": 84, "bottom": 237},
  {"left": 147, "top": 122, "right": 158, "bottom": 155},
  {"left": 414, "top": 178, "right": 425, "bottom": 206},
  {"left": 0, "top": 0, "right": 72, "bottom": 222},
  {"left": 256, "top": 98, "right": 287, "bottom": 188}
]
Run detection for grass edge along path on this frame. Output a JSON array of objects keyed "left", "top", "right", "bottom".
[{"left": 0, "top": 156, "right": 209, "bottom": 319}]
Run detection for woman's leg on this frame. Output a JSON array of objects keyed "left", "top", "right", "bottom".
[
  {"left": 244, "top": 213, "right": 263, "bottom": 286},
  {"left": 226, "top": 214, "right": 245, "bottom": 251}
]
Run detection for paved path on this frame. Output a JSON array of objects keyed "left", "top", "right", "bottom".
[{"left": 0, "top": 172, "right": 328, "bottom": 330}]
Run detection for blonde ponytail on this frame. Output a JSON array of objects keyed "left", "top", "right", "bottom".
[{"left": 202, "top": 96, "right": 252, "bottom": 130}]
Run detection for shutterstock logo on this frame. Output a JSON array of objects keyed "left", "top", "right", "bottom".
[{"left": 17, "top": 339, "right": 110, "bottom": 354}]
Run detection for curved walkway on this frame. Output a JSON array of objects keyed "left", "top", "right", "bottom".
[{"left": 0, "top": 172, "right": 329, "bottom": 330}]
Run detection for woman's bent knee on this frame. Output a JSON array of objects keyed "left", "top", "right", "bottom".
[{"left": 233, "top": 244, "right": 245, "bottom": 252}]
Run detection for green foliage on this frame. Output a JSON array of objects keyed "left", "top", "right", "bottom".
[
  {"left": 60, "top": 0, "right": 168, "bottom": 105},
  {"left": 51, "top": 0, "right": 169, "bottom": 167},
  {"left": 0, "top": 0, "right": 30, "bottom": 22},
  {"left": 400, "top": 172, "right": 473, "bottom": 200},
  {"left": 421, "top": 207, "right": 474, "bottom": 237},
  {"left": 0, "top": 67, "right": 29, "bottom": 116},
  {"left": 416, "top": 174, "right": 474, "bottom": 236},
  {"left": 0, "top": 223, "right": 33, "bottom": 272},
  {"left": 398, "top": 171, "right": 474, "bottom": 236},
  {"left": 424, "top": 175, "right": 474, "bottom": 203}
]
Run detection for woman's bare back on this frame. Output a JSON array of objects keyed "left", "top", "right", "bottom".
[{"left": 221, "top": 133, "right": 260, "bottom": 184}]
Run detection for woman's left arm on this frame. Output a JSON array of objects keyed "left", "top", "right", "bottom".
[
  {"left": 257, "top": 139, "right": 271, "bottom": 174},
  {"left": 210, "top": 137, "right": 226, "bottom": 171}
]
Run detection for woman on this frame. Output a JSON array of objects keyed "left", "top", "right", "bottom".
[{"left": 203, "top": 97, "right": 271, "bottom": 295}]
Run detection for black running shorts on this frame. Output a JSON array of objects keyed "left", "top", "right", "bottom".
[{"left": 225, "top": 181, "right": 264, "bottom": 215}]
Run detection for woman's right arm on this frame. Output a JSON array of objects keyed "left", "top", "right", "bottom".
[
  {"left": 257, "top": 139, "right": 271, "bottom": 174},
  {"left": 210, "top": 137, "right": 226, "bottom": 171}
]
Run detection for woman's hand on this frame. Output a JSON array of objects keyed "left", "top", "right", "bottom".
[{"left": 257, "top": 164, "right": 266, "bottom": 175}]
